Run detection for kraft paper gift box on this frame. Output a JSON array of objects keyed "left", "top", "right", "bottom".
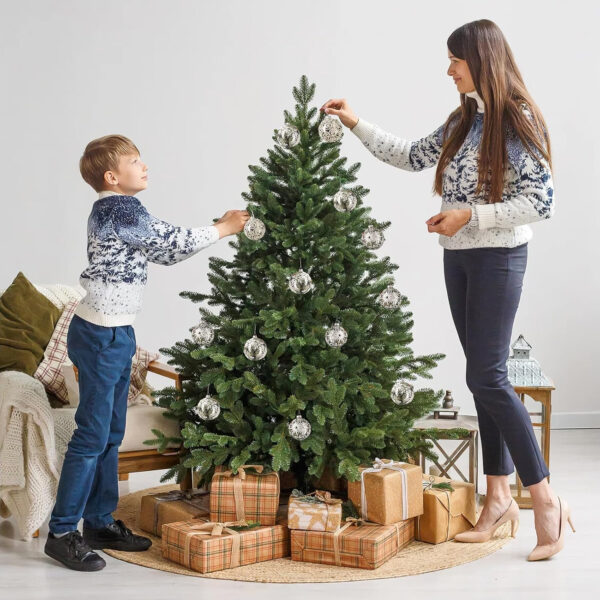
[
  {"left": 287, "top": 490, "right": 343, "bottom": 532},
  {"left": 415, "top": 475, "right": 477, "bottom": 544},
  {"left": 161, "top": 518, "right": 290, "bottom": 574},
  {"left": 139, "top": 489, "right": 210, "bottom": 537},
  {"left": 291, "top": 517, "right": 415, "bottom": 570},
  {"left": 210, "top": 464, "right": 280, "bottom": 526},
  {"left": 346, "top": 458, "right": 424, "bottom": 525}
]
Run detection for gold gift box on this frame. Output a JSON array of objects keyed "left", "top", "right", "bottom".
[
  {"left": 347, "top": 459, "right": 424, "bottom": 525},
  {"left": 139, "top": 489, "right": 210, "bottom": 537},
  {"left": 416, "top": 475, "right": 477, "bottom": 544}
]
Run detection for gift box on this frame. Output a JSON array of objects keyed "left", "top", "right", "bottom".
[
  {"left": 346, "top": 458, "right": 424, "bottom": 524},
  {"left": 161, "top": 518, "right": 290, "bottom": 573},
  {"left": 415, "top": 475, "right": 477, "bottom": 544},
  {"left": 139, "top": 489, "right": 210, "bottom": 537},
  {"left": 287, "top": 490, "right": 343, "bottom": 532},
  {"left": 291, "top": 516, "right": 414, "bottom": 569},
  {"left": 210, "top": 464, "right": 280, "bottom": 526}
]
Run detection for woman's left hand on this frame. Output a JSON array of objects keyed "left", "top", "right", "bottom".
[{"left": 425, "top": 208, "right": 472, "bottom": 236}]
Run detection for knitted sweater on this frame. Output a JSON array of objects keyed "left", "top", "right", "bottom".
[
  {"left": 74, "top": 192, "right": 220, "bottom": 327},
  {"left": 350, "top": 90, "right": 555, "bottom": 249}
]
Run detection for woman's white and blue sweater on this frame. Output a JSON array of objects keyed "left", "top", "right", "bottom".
[
  {"left": 74, "top": 191, "right": 219, "bottom": 327},
  {"left": 350, "top": 90, "right": 555, "bottom": 250}
]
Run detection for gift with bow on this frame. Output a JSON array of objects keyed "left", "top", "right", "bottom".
[
  {"left": 287, "top": 489, "right": 343, "bottom": 532},
  {"left": 139, "top": 488, "right": 210, "bottom": 537},
  {"left": 209, "top": 464, "right": 280, "bottom": 526},
  {"left": 291, "top": 515, "right": 415, "bottom": 570},
  {"left": 346, "top": 458, "right": 424, "bottom": 525},
  {"left": 415, "top": 475, "right": 477, "bottom": 544},
  {"left": 161, "top": 517, "right": 290, "bottom": 573}
]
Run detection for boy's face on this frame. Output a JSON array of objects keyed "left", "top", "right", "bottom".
[{"left": 102, "top": 153, "right": 148, "bottom": 195}]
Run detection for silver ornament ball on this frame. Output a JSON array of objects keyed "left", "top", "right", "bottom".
[
  {"left": 391, "top": 380, "right": 415, "bottom": 405},
  {"left": 193, "top": 393, "right": 221, "bottom": 420},
  {"left": 361, "top": 225, "right": 385, "bottom": 249},
  {"left": 288, "top": 414, "right": 312, "bottom": 441},
  {"left": 243, "top": 334, "right": 268, "bottom": 361},
  {"left": 244, "top": 216, "right": 266, "bottom": 240},
  {"left": 276, "top": 124, "right": 300, "bottom": 148},
  {"left": 191, "top": 320, "right": 215, "bottom": 347},
  {"left": 377, "top": 284, "right": 402, "bottom": 309},
  {"left": 288, "top": 269, "right": 314, "bottom": 294},
  {"left": 325, "top": 322, "right": 348, "bottom": 348},
  {"left": 332, "top": 189, "right": 357, "bottom": 212},
  {"left": 318, "top": 115, "right": 344, "bottom": 143}
]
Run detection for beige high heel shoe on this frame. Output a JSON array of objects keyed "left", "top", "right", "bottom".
[
  {"left": 527, "top": 496, "right": 575, "bottom": 561},
  {"left": 454, "top": 497, "right": 520, "bottom": 543}
]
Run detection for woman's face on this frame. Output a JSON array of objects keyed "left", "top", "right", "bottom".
[{"left": 447, "top": 50, "right": 475, "bottom": 94}]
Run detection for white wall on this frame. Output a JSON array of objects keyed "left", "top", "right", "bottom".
[{"left": 1, "top": 0, "right": 598, "bottom": 427}]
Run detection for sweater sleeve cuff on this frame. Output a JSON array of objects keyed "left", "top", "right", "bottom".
[
  {"left": 475, "top": 203, "right": 496, "bottom": 229},
  {"left": 209, "top": 224, "right": 221, "bottom": 242},
  {"left": 351, "top": 117, "right": 375, "bottom": 143}
]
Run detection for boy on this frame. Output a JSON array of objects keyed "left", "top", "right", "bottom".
[{"left": 44, "top": 134, "right": 249, "bottom": 571}]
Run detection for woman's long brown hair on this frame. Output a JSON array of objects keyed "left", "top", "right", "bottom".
[{"left": 434, "top": 19, "right": 552, "bottom": 205}]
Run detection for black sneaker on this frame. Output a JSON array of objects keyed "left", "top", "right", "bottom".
[
  {"left": 83, "top": 519, "right": 152, "bottom": 551},
  {"left": 44, "top": 530, "right": 106, "bottom": 571}
]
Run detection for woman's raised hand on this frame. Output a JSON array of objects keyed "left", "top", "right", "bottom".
[
  {"left": 214, "top": 209, "right": 250, "bottom": 238},
  {"left": 320, "top": 98, "right": 359, "bottom": 129}
]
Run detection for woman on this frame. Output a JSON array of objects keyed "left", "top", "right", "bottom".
[{"left": 321, "top": 18, "right": 574, "bottom": 561}]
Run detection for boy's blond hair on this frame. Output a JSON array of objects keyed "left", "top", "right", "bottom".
[{"left": 79, "top": 134, "right": 140, "bottom": 192}]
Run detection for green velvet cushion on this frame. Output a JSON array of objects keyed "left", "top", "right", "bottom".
[{"left": 0, "top": 272, "right": 63, "bottom": 376}]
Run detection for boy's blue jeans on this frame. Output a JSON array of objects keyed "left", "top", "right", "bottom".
[{"left": 48, "top": 313, "right": 136, "bottom": 534}]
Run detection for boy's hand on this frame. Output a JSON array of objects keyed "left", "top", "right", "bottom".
[{"left": 214, "top": 210, "right": 251, "bottom": 238}]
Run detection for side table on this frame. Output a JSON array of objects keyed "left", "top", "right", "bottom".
[{"left": 413, "top": 414, "right": 480, "bottom": 499}]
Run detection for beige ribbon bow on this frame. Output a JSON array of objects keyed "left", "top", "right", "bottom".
[{"left": 182, "top": 519, "right": 249, "bottom": 569}]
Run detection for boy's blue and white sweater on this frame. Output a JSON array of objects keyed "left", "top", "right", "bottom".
[
  {"left": 350, "top": 90, "right": 555, "bottom": 250},
  {"left": 74, "top": 191, "right": 219, "bottom": 327}
]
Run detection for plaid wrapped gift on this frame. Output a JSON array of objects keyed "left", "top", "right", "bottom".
[
  {"left": 139, "top": 489, "right": 210, "bottom": 537},
  {"left": 347, "top": 458, "right": 424, "bottom": 524},
  {"left": 210, "top": 464, "right": 280, "bottom": 526},
  {"left": 287, "top": 490, "right": 342, "bottom": 532},
  {"left": 161, "top": 518, "right": 290, "bottom": 573},
  {"left": 291, "top": 516, "right": 415, "bottom": 569}
]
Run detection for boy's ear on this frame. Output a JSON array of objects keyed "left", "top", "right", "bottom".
[{"left": 104, "top": 170, "right": 118, "bottom": 186}]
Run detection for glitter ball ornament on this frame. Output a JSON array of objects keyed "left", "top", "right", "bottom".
[
  {"left": 377, "top": 284, "right": 402, "bottom": 309},
  {"left": 193, "top": 393, "right": 221, "bottom": 421},
  {"left": 244, "top": 216, "right": 266, "bottom": 240},
  {"left": 288, "top": 269, "right": 314, "bottom": 294},
  {"left": 243, "top": 334, "right": 268, "bottom": 361},
  {"left": 288, "top": 414, "right": 311, "bottom": 441},
  {"left": 391, "top": 380, "right": 415, "bottom": 405},
  {"left": 332, "top": 189, "right": 357, "bottom": 212},
  {"left": 191, "top": 320, "right": 215, "bottom": 347},
  {"left": 325, "top": 322, "right": 348, "bottom": 348},
  {"left": 361, "top": 225, "right": 385, "bottom": 249},
  {"left": 276, "top": 124, "right": 300, "bottom": 148},
  {"left": 318, "top": 115, "right": 344, "bottom": 143}
]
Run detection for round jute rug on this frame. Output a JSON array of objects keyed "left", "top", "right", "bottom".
[{"left": 104, "top": 483, "right": 513, "bottom": 583}]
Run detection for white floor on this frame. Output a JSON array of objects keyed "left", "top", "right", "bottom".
[{"left": 0, "top": 429, "right": 597, "bottom": 600}]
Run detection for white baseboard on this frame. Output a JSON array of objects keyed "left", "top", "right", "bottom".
[{"left": 552, "top": 411, "right": 600, "bottom": 429}]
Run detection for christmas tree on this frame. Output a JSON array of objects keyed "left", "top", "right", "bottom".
[{"left": 148, "top": 75, "right": 459, "bottom": 491}]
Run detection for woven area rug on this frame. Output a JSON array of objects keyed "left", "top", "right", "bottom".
[{"left": 103, "top": 483, "right": 513, "bottom": 583}]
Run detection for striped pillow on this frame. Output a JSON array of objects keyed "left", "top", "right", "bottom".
[{"left": 34, "top": 297, "right": 79, "bottom": 405}]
